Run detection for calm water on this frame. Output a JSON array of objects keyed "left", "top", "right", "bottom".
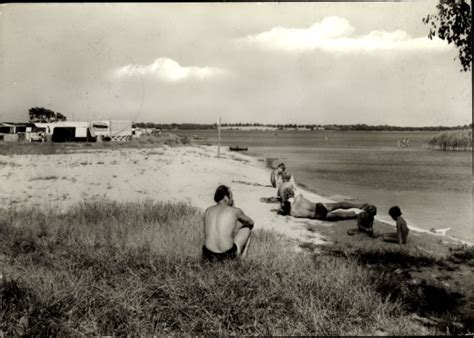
[{"left": 180, "top": 130, "right": 473, "bottom": 241}]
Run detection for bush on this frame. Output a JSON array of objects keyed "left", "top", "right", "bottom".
[{"left": 428, "top": 129, "right": 472, "bottom": 151}]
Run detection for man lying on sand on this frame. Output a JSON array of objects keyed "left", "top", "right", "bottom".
[
  {"left": 202, "top": 185, "right": 254, "bottom": 262},
  {"left": 278, "top": 183, "right": 376, "bottom": 223}
]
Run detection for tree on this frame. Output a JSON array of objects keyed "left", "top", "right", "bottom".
[
  {"left": 56, "top": 112, "right": 67, "bottom": 121},
  {"left": 28, "top": 107, "right": 67, "bottom": 123},
  {"left": 423, "top": 0, "right": 472, "bottom": 72}
]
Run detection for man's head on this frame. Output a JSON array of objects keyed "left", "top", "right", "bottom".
[
  {"left": 388, "top": 206, "right": 402, "bottom": 219},
  {"left": 281, "top": 171, "right": 292, "bottom": 182},
  {"left": 214, "top": 185, "right": 234, "bottom": 206},
  {"left": 276, "top": 163, "right": 286, "bottom": 173}
]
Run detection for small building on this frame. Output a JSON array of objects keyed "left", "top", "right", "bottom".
[
  {"left": 0, "top": 122, "right": 36, "bottom": 142},
  {"left": 34, "top": 122, "right": 93, "bottom": 143},
  {"left": 0, "top": 123, "right": 19, "bottom": 142}
]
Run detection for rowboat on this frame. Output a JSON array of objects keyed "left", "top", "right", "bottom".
[{"left": 229, "top": 146, "right": 248, "bottom": 151}]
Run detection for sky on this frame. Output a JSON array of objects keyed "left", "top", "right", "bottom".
[{"left": 0, "top": 2, "right": 471, "bottom": 126}]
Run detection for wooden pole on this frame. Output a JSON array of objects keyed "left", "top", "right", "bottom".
[{"left": 217, "top": 116, "right": 221, "bottom": 158}]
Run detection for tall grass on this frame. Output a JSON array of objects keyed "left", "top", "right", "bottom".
[
  {"left": 0, "top": 201, "right": 444, "bottom": 335},
  {"left": 428, "top": 129, "right": 472, "bottom": 151}
]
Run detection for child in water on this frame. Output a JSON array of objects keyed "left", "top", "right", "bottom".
[{"left": 383, "top": 206, "right": 409, "bottom": 244}]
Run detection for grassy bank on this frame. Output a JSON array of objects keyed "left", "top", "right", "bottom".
[
  {"left": 428, "top": 129, "right": 472, "bottom": 151},
  {"left": 1, "top": 201, "right": 470, "bottom": 335},
  {"left": 0, "top": 133, "right": 190, "bottom": 156}
]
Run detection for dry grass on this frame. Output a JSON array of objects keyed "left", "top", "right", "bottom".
[{"left": 0, "top": 200, "right": 458, "bottom": 335}]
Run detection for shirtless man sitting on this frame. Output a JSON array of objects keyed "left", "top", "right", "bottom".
[{"left": 203, "top": 185, "right": 255, "bottom": 262}]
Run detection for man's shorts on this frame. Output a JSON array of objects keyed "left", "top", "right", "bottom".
[
  {"left": 202, "top": 244, "right": 238, "bottom": 263},
  {"left": 314, "top": 203, "right": 329, "bottom": 220}
]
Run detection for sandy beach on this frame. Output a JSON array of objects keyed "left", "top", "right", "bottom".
[{"left": 0, "top": 143, "right": 466, "bottom": 255}]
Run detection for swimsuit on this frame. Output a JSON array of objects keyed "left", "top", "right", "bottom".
[
  {"left": 202, "top": 244, "right": 238, "bottom": 262},
  {"left": 314, "top": 203, "right": 329, "bottom": 220},
  {"left": 280, "top": 201, "right": 292, "bottom": 215},
  {"left": 357, "top": 211, "right": 374, "bottom": 234}
]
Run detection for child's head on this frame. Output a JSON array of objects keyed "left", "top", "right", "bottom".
[{"left": 388, "top": 206, "right": 402, "bottom": 220}]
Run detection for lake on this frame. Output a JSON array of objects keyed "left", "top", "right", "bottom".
[{"left": 179, "top": 129, "right": 473, "bottom": 242}]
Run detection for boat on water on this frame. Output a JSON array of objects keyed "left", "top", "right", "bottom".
[{"left": 229, "top": 146, "right": 248, "bottom": 152}]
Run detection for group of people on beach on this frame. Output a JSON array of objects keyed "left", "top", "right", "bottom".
[{"left": 202, "top": 162, "right": 409, "bottom": 263}]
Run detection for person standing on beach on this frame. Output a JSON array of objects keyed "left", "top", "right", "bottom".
[
  {"left": 202, "top": 185, "right": 254, "bottom": 262},
  {"left": 270, "top": 163, "right": 286, "bottom": 188},
  {"left": 383, "top": 206, "right": 409, "bottom": 245}
]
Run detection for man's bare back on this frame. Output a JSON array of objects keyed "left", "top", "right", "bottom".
[{"left": 203, "top": 185, "right": 254, "bottom": 262}]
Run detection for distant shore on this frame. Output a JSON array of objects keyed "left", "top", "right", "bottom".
[{"left": 133, "top": 122, "right": 472, "bottom": 132}]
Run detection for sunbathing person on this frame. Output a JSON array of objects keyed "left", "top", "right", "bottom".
[
  {"left": 203, "top": 185, "right": 254, "bottom": 262},
  {"left": 279, "top": 190, "right": 374, "bottom": 222}
]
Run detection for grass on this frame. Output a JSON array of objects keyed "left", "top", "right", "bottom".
[
  {"left": 0, "top": 133, "right": 188, "bottom": 156},
  {"left": 428, "top": 129, "right": 472, "bottom": 151},
  {"left": 314, "top": 245, "right": 473, "bottom": 333},
  {"left": 0, "top": 201, "right": 467, "bottom": 335}
]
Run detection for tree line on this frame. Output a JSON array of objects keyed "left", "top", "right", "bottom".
[{"left": 133, "top": 122, "right": 472, "bottom": 132}]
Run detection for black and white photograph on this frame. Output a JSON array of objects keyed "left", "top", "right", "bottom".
[{"left": 0, "top": 2, "right": 472, "bottom": 335}]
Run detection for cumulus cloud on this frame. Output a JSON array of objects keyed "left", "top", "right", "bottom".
[
  {"left": 240, "top": 16, "right": 452, "bottom": 53},
  {"left": 114, "top": 57, "right": 229, "bottom": 81}
]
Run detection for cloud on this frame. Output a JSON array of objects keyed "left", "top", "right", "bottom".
[
  {"left": 239, "top": 16, "right": 452, "bottom": 53},
  {"left": 114, "top": 57, "right": 230, "bottom": 81}
]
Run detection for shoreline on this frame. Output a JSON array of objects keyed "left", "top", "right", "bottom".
[{"left": 255, "top": 151, "right": 473, "bottom": 246}]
